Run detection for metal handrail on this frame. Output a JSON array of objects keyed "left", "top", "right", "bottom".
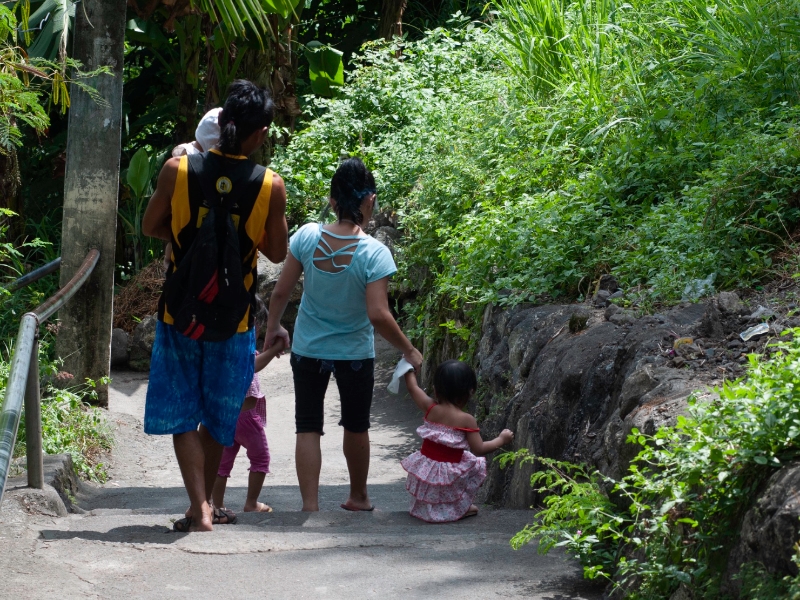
[
  {"left": 0, "top": 249, "right": 100, "bottom": 505},
  {"left": 2, "top": 257, "right": 62, "bottom": 293}
]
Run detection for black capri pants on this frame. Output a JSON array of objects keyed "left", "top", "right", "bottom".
[{"left": 290, "top": 353, "right": 375, "bottom": 434}]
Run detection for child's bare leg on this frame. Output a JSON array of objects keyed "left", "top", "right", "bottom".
[
  {"left": 212, "top": 476, "right": 228, "bottom": 509},
  {"left": 243, "top": 471, "right": 271, "bottom": 512}
]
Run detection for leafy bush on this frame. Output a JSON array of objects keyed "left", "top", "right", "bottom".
[
  {"left": 0, "top": 212, "right": 112, "bottom": 482},
  {"left": 273, "top": 3, "right": 800, "bottom": 349},
  {"left": 501, "top": 329, "right": 800, "bottom": 598},
  {"left": 0, "top": 209, "right": 57, "bottom": 340},
  {"left": 5, "top": 345, "right": 113, "bottom": 483},
  {"left": 0, "top": 2, "right": 111, "bottom": 152}
]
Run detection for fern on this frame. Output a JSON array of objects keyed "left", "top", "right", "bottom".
[{"left": 0, "top": 38, "right": 110, "bottom": 151}]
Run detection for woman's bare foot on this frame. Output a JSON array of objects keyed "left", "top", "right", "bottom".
[
  {"left": 244, "top": 501, "right": 273, "bottom": 513},
  {"left": 340, "top": 494, "right": 374, "bottom": 511},
  {"left": 461, "top": 504, "right": 479, "bottom": 519}
]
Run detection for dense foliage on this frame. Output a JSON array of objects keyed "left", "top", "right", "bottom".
[
  {"left": 0, "top": 213, "right": 111, "bottom": 481},
  {"left": 11, "top": 358, "right": 113, "bottom": 482},
  {"left": 274, "top": 1, "right": 800, "bottom": 343},
  {"left": 270, "top": 8, "right": 800, "bottom": 593},
  {"left": 499, "top": 329, "right": 800, "bottom": 598}
]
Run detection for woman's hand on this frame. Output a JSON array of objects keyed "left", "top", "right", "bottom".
[
  {"left": 264, "top": 325, "right": 290, "bottom": 353},
  {"left": 366, "top": 277, "right": 424, "bottom": 372},
  {"left": 403, "top": 346, "right": 423, "bottom": 374}
]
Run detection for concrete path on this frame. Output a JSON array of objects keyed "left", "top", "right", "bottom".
[{"left": 0, "top": 339, "right": 604, "bottom": 599}]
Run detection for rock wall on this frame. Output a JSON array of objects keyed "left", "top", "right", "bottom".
[
  {"left": 723, "top": 464, "right": 800, "bottom": 595},
  {"left": 467, "top": 293, "right": 800, "bottom": 593},
  {"left": 473, "top": 301, "right": 711, "bottom": 507}
]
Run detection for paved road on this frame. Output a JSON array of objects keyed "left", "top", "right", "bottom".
[{"left": 0, "top": 338, "right": 604, "bottom": 599}]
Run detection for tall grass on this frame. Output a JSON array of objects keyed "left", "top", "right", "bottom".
[
  {"left": 273, "top": 3, "right": 800, "bottom": 359},
  {"left": 492, "top": 0, "right": 800, "bottom": 113},
  {"left": 491, "top": 0, "right": 621, "bottom": 103}
]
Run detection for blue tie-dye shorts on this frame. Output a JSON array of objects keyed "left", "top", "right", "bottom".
[{"left": 144, "top": 321, "right": 255, "bottom": 446}]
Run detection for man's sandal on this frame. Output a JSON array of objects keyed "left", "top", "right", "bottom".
[
  {"left": 172, "top": 516, "right": 193, "bottom": 532},
  {"left": 212, "top": 506, "right": 237, "bottom": 525}
]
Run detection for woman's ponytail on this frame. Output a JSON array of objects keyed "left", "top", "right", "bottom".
[{"left": 330, "top": 158, "right": 376, "bottom": 225}]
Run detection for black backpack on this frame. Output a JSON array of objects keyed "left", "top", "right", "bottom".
[{"left": 162, "top": 154, "right": 258, "bottom": 342}]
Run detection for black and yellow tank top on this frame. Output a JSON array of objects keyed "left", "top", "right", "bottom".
[{"left": 158, "top": 149, "right": 273, "bottom": 332}]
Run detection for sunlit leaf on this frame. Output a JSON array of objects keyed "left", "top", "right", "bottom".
[
  {"left": 127, "top": 148, "right": 151, "bottom": 200},
  {"left": 262, "top": 0, "right": 301, "bottom": 20},
  {"left": 304, "top": 41, "right": 344, "bottom": 97}
]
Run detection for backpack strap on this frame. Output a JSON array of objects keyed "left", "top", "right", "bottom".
[
  {"left": 187, "top": 153, "right": 233, "bottom": 208},
  {"left": 187, "top": 152, "right": 267, "bottom": 211}
]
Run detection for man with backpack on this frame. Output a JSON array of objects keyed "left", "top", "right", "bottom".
[{"left": 142, "top": 80, "right": 288, "bottom": 532}]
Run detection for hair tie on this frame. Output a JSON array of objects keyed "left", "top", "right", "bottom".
[{"left": 353, "top": 187, "right": 376, "bottom": 200}]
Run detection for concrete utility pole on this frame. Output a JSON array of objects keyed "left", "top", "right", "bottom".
[{"left": 57, "top": 0, "right": 127, "bottom": 406}]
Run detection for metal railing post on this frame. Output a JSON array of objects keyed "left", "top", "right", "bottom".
[
  {"left": 0, "top": 315, "right": 39, "bottom": 501},
  {"left": 24, "top": 331, "right": 43, "bottom": 490},
  {"left": 0, "top": 249, "right": 100, "bottom": 506}
]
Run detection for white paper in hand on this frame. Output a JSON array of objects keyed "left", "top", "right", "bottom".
[{"left": 387, "top": 358, "right": 415, "bottom": 394}]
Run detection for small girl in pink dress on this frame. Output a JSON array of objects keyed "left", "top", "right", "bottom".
[
  {"left": 212, "top": 338, "right": 285, "bottom": 515},
  {"left": 401, "top": 360, "right": 514, "bottom": 522}
]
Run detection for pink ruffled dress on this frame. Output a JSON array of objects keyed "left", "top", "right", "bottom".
[{"left": 401, "top": 405, "right": 487, "bottom": 523}]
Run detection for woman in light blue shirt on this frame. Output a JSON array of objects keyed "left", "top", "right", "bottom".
[{"left": 266, "top": 158, "right": 423, "bottom": 512}]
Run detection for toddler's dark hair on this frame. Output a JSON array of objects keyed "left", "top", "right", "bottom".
[
  {"left": 254, "top": 295, "right": 268, "bottom": 332},
  {"left": 218, "top": 80, "right": 274, "bottom": 155},
  {"left": 330, "top": 157, "right": 376, "bottom": 225},
  {"left": 433, "top": 360, "right": 477, "bottom": 408}
]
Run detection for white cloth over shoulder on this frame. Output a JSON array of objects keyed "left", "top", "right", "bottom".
[
  {"left": 387, "top": 358, "right": 415, "bottom": 394},
  {"left": 171, "top": 142, "right": 201, "bottom": 158}
]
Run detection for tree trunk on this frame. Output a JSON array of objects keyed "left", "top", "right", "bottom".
[
  {"left": 238, "top": 46, "right": 273, "bottom": 165},
  {"left": 379, "top": 0, "right": 407, "bottom": 40},
  {"left": 173, "top": 14, "right": 202, "bottom": 144},
  {"left": 271, "top": 15, "right": 301, "bottom": 136},
  {"left": 57, "top": 0, "right": 127, "bottom": 406},
  {"left": 238, "top": 15, "right": 301, "bottom": 165}
]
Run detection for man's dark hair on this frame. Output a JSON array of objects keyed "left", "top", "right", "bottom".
[
  {"left": 218, "top": 80, "right": 274, "bottom": 155},
  {"left": 330, "top": 157, "right": 376, "bottom": 225},
  {"left": 433, "top": 360, "right": 477, "bottom": 408}
]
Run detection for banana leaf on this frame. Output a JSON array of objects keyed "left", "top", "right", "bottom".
[
  {"left": 304, "top": 41, "right": 344, "bottom": 97},
  {"left": 26, "top": 0, "right": 74, "bottom": 60}
]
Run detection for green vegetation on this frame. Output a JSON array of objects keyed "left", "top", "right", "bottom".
[
  {"left": 0, "top": 212, "right": 111, "bottom": 481},
  {"left": 268, "top": 3, "right": 800, "bottom": 593},
  {"left": 275, "top": 1, "right": 800, "bottom": 343},
  {"left": 11, "top": 359, "right": 113, "bottom": 482},
  {"left": 498, "top": 329, "right": 800, "bottom": 598},
  {"left": 0, "top": 2, "right": 109, "bottom": 152},
  {"left": 0, "top": 0, "right": 113, "bottom": 478}
]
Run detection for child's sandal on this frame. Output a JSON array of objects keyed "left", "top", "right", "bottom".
[{"left": 212, "top": 506, "right": 237, "bottom": 524}]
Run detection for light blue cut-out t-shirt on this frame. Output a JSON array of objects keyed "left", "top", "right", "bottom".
[{"left": 289, "top": 223, "right": 397, "bottom": 360}]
